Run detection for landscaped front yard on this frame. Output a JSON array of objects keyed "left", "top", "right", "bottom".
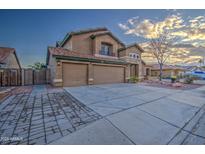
[{"left": 0, "top": 83, "right": 205, "bottom": 145}]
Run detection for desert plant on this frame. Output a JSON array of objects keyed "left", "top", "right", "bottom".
[
  {"left": 171, "top": 76, "right": 177, "bottom": 83},
  {"left": 184, "top": 77, "right": 193, "bottom": 84},
  {"left": 129, "top": 76, "right": 139, "bottom": 83},
  {"left": 183, "top": 74, "right": 200, "bottom": 84}
]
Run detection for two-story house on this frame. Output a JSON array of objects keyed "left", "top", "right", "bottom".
[{"left": 46, "top": 27, "right": 147, "bottom": 87}]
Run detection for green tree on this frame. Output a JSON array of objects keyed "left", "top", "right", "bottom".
[{"left": 28, "top": 62, "right": 46, "bottom": 70}]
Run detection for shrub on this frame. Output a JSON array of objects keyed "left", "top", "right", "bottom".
[
  {"left": 183, "top": 74, "right": 199, "bottom": 84},
  {"left": 129, "top": 76, "right": 139, "bottom": 83},
  {"left": 171, "top": 76, "right": 177, "bottom": 83},
  {"left": 184, "top": 77, "right": 193, "bottom": 84},
  {"left": 162, "top": 76, "right": 171, "bottom": 79}
]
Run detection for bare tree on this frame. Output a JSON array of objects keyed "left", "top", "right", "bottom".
[{"left": 149, "top": 30, "right": 174, "bottom": 81}]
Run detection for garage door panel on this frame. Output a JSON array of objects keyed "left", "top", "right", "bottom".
[
  {"left": 63, "top": 63, "right": 88, "bottom": 87},
  {"left": 93, "top": 65, "right": 124, "bottom": 84}
]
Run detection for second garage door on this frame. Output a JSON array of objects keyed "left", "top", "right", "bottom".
[
  {"left": 93, "top": 65, "right": 125, "bottom": 84},
  {"left": 63, "top": 63, "right": 88, "bottom": 87}
]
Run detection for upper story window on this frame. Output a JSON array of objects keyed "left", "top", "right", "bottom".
[
  {"left": 100, "top": 43, "right": 113, "bottom": 56},
  {"left": 129, "top": 53, "right": 140, "bottom": 59}
]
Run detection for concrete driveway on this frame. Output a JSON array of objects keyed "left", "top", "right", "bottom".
[{"left": 52, "top": 83, "right": 205, "bottom": 145}]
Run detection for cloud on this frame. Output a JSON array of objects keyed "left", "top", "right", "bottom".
[
  {"left": 141, "top": 42, "right": 205, "bottom": 65},
  {"left": 119, "top": 14, "right": 185, "bottom": 39},
  {"left": 119, "top": 13, "right": 205, "bottom": 65},
  {"left": 118, "top": 23, "right": 129, "bottom": 30}
]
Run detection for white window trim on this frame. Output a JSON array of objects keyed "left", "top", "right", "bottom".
[{"left": 129, "top": 53, "right": 140, "bottom": 59}]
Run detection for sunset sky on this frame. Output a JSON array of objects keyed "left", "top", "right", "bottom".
[{"left": 0, "top": 10, "right": 205, "bottom": 67}]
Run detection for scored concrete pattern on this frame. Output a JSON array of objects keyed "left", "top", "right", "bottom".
[
  {"left": 62, "top": 83, "right": 205, "bottom": 145},
  {"left": 64, "top": 84, "right": 181, "bottom": 117},
  {"left": 1, "top": 84, "right": 205, "bottom": 145},
  {"left": 138, "top": 98, "right": 199, "bottom": 128},
  {"left": 0, "top": 86, "right": 101, "bottom": 145},
  {"left": 51, "top": 119, "right": 134, "bottom": 145}
]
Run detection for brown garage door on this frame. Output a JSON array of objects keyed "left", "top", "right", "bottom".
[
  {"left": 63, "top": 63, "right": 88, "bottom": 87},
  {"left": 93, "top": 65, "right": 125, "bottom": 84}
]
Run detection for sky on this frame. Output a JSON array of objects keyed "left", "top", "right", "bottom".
[{"left": 0, "top": 9, "right": 205, "bottom": 67}]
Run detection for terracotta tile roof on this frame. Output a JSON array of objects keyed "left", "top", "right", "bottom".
[
  {"left": 69, "top": 27, "right": 108, "bottom": 36},
  {"left": 0, "top": 47, "right": 15, "bottom": 64},
  {"left": 151, "top": 64, "right": 185, "bottom": 70},
  {"left": 118, "top": 43, "right": 144, "bottom": 52},
  {"left": 47, "top": 47, "right": 127, "bottom": 65}
]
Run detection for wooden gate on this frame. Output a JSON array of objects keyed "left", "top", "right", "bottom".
[
  {"left": 34, "top": 69, "right": 47, "bottom": 85},
  {"left": 0, "top": 69, "right": 22, "bottom": 86},
  {"left": 24, "top": 69, "right": 33, "bottom": 85},
  {"left": 0, "top": 68, "right": 50, "bottom": 86}
]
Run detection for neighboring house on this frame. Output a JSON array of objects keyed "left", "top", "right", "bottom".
[
  {"left": 47, "top": 27, "right": 147, "bottom": 87},
  {"left": 0, "top": 47, "right": 21, "bottom": 69},
  {"left": 151, "top": 64, "right": 185, "bottom": 78},
  {"left": 185, "top": 65, "right": 205, "bottom": 72}
]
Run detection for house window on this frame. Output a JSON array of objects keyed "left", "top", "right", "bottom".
[
  {"left": 100, "top": 43, "right": 112, "bottom": 56},
  {"left": 129, "top": 53, "right": 139, "bottom": 59}
]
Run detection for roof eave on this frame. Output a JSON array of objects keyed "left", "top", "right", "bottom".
[
  {"left": 53, "top": 55, "right": 128, "bottom": 65},
  {"left": 118, "top": 44, "right": 144, "bottom": 53},
  {"left": 13, "top": 49, "right": 21, "bottom": 69},
  {"left": 59, "top": 33, "right": 72, "bottom": 47},
  {"left": 60, "top": 27, "right": 109, "bottom": 47},
  {"left": 46, "top": 47, "right": 50, "bottom": 65},
  {"left": 90, "top": 32, "right": 125, "bottom": 47}
]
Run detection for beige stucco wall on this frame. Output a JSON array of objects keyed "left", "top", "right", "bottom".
[
  {"left": 63, "top": 38, "right": 72, "bottom": 50},
  {"left": 50, "top": 59, "right": 129, "bottom": 87},
  {"left": 138, "top": 63, "right": 143, "bottom": 79},
  {"left": 125, "top": 65, "right": 130, "bottom": 82},
  {"left": 47, "top": 56, "right": 58, "bottom": 86},
  {"left": 62, "top": 31, "right": 124, "bottom": 57},
  {"left": 142, "top": 65, "right": 152, "bottom": 77},
  {"left": 93, "top": 35, "right": 124, "bottom": 57},
  {"left": 71, "top": 33, "right": 93, "bottom": 54},
  {"left": 1, "top": 53, "right": 20, "bottom": 69},
  {"left": 54, "top": 30, "right": 146, "bottom": 84},
  {"left": 119, "top": 46, "right": 145, "bottom": 80},
  {"left": 119, "top": 46, "right": 142, "bottom": 63},
  {"left": 125, "top": 46, "right": 142, "bottom": 57},
  {"left": 118, "top": 50, "right": 126, "bottom": 57},
  {"left": 63, "top": 30, "right": 109, "bottom": 55}
]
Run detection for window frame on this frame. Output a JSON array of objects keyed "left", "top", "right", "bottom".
[
  {"left": 129, "top": 52, "right": 139, "bottom": 59},
  {"left": 100, "top": 42, "right": 113, "bottom": 56}
]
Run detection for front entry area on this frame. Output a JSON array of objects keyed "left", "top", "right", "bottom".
[{"left": 130, "top": 64, "right": 139, "bottom": 77}]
